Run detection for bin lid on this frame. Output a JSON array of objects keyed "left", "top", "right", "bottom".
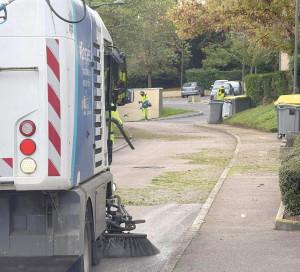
[
  {"left": 274, "top": 95, "right": 300, "bottom": 106},
  {"left": 224, "top": 95, "right": 248, "bottom": 100},
  {"left": 209, "top": 99, "right": 224, "bottom": 103}
]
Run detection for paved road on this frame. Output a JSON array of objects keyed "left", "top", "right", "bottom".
[
  {"left": 171, "top": 125, "right": 300, "bottom": 272},
  {"left": 162, "top": 97, "right": 209, "bottom": 123},
  {"left": 92, "top": 98, "right": 300, "bottom": 272},
  {"left": 92, "top": 204, "right": 202, "bottom": 272},
  {"left": 92, "top": 112, "right": 236, "bottom": 272}
]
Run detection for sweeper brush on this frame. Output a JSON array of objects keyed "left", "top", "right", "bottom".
[
  {"left": 102, "top": 233, "right": 160, "bottom": 258},
  {"left": 103, "top": 195, "right": 160, "bottom": 258}
]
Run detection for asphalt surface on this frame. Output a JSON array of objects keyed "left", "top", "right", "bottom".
[
  {"left": 94, "top": 115, "right": 236, "bottom": 272},
  {"left": 92, "top": 204, "right": 202, "bottom": 272},
  {"left": 93, "top": 97, "right": 300, "bottom": 272},
  {"left": 171, "top": 125, "right": 300, "bottom": 272},
  {"left": 161, "top": 97, "right": 209, "bottom": 123}
]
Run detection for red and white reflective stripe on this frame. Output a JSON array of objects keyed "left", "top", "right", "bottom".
[
  {"left": 47, "top": 39, "right": 61, "bottom": 176},
  {"left": 0, "top": 158, "right": 13, "bottom": 177}
]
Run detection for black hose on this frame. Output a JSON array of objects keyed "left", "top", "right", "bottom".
[
  {"left": 45, "top": 0, "right": 87, "bottom": 24},
  {"left": 111, "top": 117, "right": 135, "bottom": 150}
]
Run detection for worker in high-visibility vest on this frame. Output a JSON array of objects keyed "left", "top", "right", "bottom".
[
  {"left": 119, "top": 70, "right": 126, "bottom": 84},
  {"left": 138, "top": 91, "right": 149, "bottom": 120},
  {"left": 110, "top": 103, "right": 123, "bottom": 144},
  {"left": 214, "top": 86, "right": 226, "bottom": 100}
]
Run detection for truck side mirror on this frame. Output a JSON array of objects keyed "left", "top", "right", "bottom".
[
  {"left": 112, "top": 88, "right": 134, "bottom": 106},
  {"left": 122, "top": 89, "right": 134, "bottom": 104}
]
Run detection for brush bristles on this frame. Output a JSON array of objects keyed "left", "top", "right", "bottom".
[{"left": 102, "top": 234, "right": 160, "bottom": 258}]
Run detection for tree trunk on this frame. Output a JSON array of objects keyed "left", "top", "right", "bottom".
[{"left": 148, "top": 72, "right": 152, "bottom": 88}]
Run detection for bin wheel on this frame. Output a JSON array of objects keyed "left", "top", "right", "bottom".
[{"left": 277, "top": 134, "right": 283, "bottom": 140}]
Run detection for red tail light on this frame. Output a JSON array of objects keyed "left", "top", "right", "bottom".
[
  {"left": 20, "top": 120, "right": 36, "bottom": 137},
  {"left": 20, "top": 139, "right": 36, "bottom": 155},
  {"left": 195, "top": 86, "right": 199, "bottom": 90}
]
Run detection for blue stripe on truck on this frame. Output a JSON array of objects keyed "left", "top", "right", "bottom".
[{"left": 71, "top": 0, "right": 79, "bottom": 186}]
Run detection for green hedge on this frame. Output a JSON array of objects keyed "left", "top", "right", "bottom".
[
  {"left": 245, "top": 71, "right": 292, "bottom": 106},
  {"left": 279, "top": 136, "right": 300, "bottom": 215},
  {"left": 127, "top": 72, "right": 182, "bottom": 89},
  {"left": 185, "top": 68, "right": 242, "bottom": 89}
]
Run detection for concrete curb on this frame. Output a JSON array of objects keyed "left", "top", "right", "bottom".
[
  {"left": 157, "top": 111, "right": 204, "bottom": 121},
  {"left": 160, "top": 124, "right": 241, "bottom": 272},
  {"left": 275, "top": 202, "right": 300, "bottom": 231}
]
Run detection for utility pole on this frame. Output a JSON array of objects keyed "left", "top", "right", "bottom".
[
  {"left": 279, "top": 51, "right": 281, "bottom": 71},
  {"left": 294, "top": 0, "right": 299, "bottom": 94},
  {"left": 181, "top": 41, "right": 184, "bottom": 87},
  {"left": 242, "top": 35, "right": 245, "bottom": 94}
]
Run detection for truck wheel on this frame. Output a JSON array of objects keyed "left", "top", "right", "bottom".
[
  {"left": 67, "top": 224, "right": 91, "bottom": 272},
  {"left": 83, "top": 224, "right": 92, "bottom": 272},
  {"left": 92, "top": 236, "right": 103, "bottom": 266}
]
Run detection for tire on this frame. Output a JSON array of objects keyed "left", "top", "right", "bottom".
[
  {"left": 68, "top": 224, "right": 92, "bottom": 272},
  {"left": 92, "top": 236, "right": 102, "bottom": 266},
  {"left": 82, "top": 224, "right": 92, "bottom": 272}
]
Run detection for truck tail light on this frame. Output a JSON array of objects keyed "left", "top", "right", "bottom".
[
  {"left": 20, "top": 139, "right": 36, "bottom": 155},
  {"left": 20, "top": 158, "right": 37, "bottom": 174},
  {"left": 195, "top": 86, "right": 199, "bottom": 90},
  {"left": 20, "top": 120, "right": 36, "bottom": 137}
]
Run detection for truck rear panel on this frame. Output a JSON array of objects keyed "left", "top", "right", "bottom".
[{"left": 0, "top": 0, "right": 111, "bottom": 190}]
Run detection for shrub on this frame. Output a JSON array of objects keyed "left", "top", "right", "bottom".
[
  {"left": 245, "top": 71, "right": 292, "bottom": 106},
  {"left": 185, "top": 68, "right": 219, "bottom": 89},
  {"left": 279, "top": 136, "right": 300, "bottom": 215},
  {"left": 244, "top": 74, "right": 264, "bottom": 105},
  {"left": 127, "top": 72, "right": 182, "bottom": 89}
]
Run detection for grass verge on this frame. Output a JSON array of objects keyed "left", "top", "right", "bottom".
[
  {"left": 117, "top": 148, "right": 234, "bottom": 205},
  {"left": 223, "top": 103, "right": 277, "bottom": 132},
  {"left": 116, "top": 126, "right": 205, "bottom": 141},
  {"left": 160, "top": 107, "right": 193, "bottom": 118}
]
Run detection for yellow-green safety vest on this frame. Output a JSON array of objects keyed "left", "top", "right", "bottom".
[{"left": 216, "top": 89, "right": 225, "bottom": 100}]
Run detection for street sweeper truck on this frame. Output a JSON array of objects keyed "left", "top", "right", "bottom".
[{"left": 0, "top": 0, "right": 158, "bottom": 271}]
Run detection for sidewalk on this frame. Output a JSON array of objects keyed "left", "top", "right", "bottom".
[{"left": 165, "top": 123, "right": 300, "bottom": 272}]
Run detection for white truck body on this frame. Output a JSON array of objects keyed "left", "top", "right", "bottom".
[
  {"left": 0, "top": 0, "right": 111, "bottom": 190},
  {"left": 0, "top": 1, "right": 121, "bottom": 270}
]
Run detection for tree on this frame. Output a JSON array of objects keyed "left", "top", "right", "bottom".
[
  {"left": 168, "top": 0, "right": 297, "bottom": 53},
  {"left": 200, "top": 33, "right": 278, "bottom": 74},
  {"left": 92, "top": 0, "right": 191, "bottom": 87},
  {"left": 201, "top": 34, "right": 237, "bottom": 70},
  {"left": 229, "top": 35, "right": 278, "bottom": 74}
]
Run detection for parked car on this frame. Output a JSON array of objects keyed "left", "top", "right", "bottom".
[
  {"left": 227, "top": 81, "right": 242, "bottom": 95},
  {"left": 212, "top": 79, "right": 228, "bottom": 87},
  {"left": 210, "top": 82, "right": 234, "bottom": 100},
  {"left": 181, "top": 82, "right": 204, "bottom": 98}
]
